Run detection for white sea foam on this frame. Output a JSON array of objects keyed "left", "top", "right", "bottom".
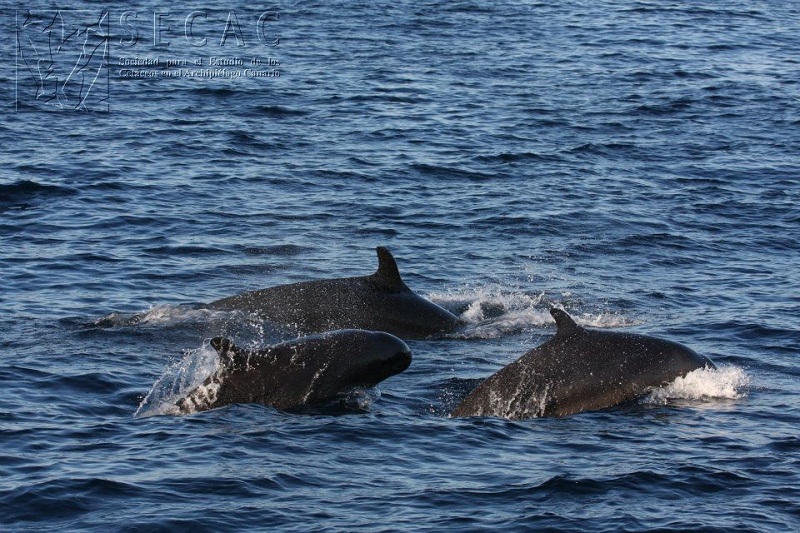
[
  {"left": 95, "top": 304, "right": 254, "bottom": 328},
  {"left": 135, "top": 341, "right": 220, "bottom": 417},
  {"left": 427, "top": 285, "right": 637, "bottom": 338},
  {"left": 642, "top": 365, "right": 750, "bottom": 406}
]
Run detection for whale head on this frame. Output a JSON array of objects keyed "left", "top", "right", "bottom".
[
  {"left": 294, "top": 329, "right": 412, "bottom": 402},
  {"left": 176, "top": 330, "right": 411, "bottom": 414}
]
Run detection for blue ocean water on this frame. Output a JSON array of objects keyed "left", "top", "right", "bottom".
[{"left": 3, "top": 1, "right": 799, "bottom": 531}]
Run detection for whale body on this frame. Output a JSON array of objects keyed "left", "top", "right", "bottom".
[
  {"left": 207, "top": 247, "right": 465, "bottom": 339},
  {"left": 176, "top": 329, "right": 412, "bottom": 414},
  {"left": 451, "top": 308, "right": 715, "bottom": 419}
]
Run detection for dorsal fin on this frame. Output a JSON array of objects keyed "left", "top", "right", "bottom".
[
  {"left": 372, "top": 247, "right": 407, "bottom": 291},
  {"left": 550, "top": 308, "right": 583, "bottom": 337}
]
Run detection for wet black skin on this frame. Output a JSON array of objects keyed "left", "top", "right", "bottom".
[
  {"left": 207, "top": 247, "right": 465, "bottom": 339},
  {"left": 176, "top": 329, "right": 412, "bottom": 414},
  {"left": 452, "top": 308, "right": 715, "bottom": 419}
]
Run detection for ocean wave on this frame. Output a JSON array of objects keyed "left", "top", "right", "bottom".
[
  {"left": 252, "top": 105, "right": 310, "bottom": 117},
  {"left": 0, "top": 180, "right": 77, "bottom": 210}
]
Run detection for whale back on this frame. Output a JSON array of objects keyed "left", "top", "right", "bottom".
[
  {"left": 452, "top": 308, "right": 714, "bottom": 419},
  {"left": 207, "top": 247, "right": 463, "bottom": 338}
]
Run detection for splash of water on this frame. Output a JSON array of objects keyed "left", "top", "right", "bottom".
[
  {"left": 94, "top": 304, "right": 249, "bottom": 328},
  {"left": 427, "top": 286, "right": 637, "bottom": 338},
  {"left": 642, "top": 365, "right": 750, "bottom": 405},
  {"left": 135, "top": 341, "right": 220, "bottom": 417}
]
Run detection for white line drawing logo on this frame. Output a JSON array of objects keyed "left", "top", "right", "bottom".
[{"left": 16, "top": 10, "right": 110, "bottom": 112}]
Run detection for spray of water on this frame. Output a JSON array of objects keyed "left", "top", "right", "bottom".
[
  {"left": 135, "top": 341, "right": 220, "bottom": 417},
  {"left": 643, "top": 364, "right": 750, "bottom": 405},
  {"left": 427, "top": 285, "right": 637, "bottom": 338}
]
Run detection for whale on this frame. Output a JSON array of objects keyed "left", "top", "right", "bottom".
[
  {"left": 451, "top": 308, "right": 715, "bottom": 419},
  {"left": 176, "top": 329, "right": 412, "bottom": 414},
  {"left": 207, "top": 247, "right": 465, "bottom": 339}
]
